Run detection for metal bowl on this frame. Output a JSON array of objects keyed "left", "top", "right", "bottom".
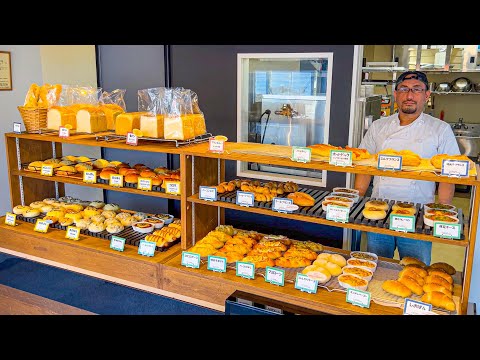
[
  {"left": 435, "top": 82, "right": 451, "bottom": 92},
  {"left": 451, "top": 77, "right": 472, "bottom": 92}
]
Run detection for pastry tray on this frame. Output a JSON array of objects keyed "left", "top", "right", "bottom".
[
  {"left": 95, "top": 132, "right": 213, "bottom": 148},
  {"left": 97, "top": 178, "right": 165, "bottom": 193}
]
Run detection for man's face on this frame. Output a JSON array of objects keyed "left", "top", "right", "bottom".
[{"left": 394, "top": 78, "right": 431, "bottom": 116}]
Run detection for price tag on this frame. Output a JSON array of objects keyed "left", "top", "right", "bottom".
[
  {"left": 207, "top": 255, "right": 227, "bottom": 273},
  {"left": 433, "top": 222, "right": 461, "bottom": 239},
  {"left": 294, "top": 273, "right": 318, "bottom": 294},
  {"left": 441, "top": 160, "right": 469, "bottom": 177},
  {"left": 83, "top": 170, "right": 97, "bottom": 183},
  {"left": 209, "top": 138, "right": 225, "bottom": 153},
  {"left": 65, "top": 226, "right": 80, "bottom": 240},
  {"left": 236, "top": 298, "right": 254, "bottom": 307},
  {"left": 5, "top": 212, "right": 16, "bottom": 226},
  {"left": 109, "top": 174, "right": 124, "bottom": 187},
  {"left": 272, "top": 197, "right": 294, "bottom": 213},
  {"left": 264, "top": 305, "right": 283, "bottom": 314},
  {"left": 13, "top": 122, "right": 22, "bottom": 133},
  {"left": 389, "top": 214, "right": 415, "bottom": 232},
  {"left": 378, "top": 154, "right": 402, "bottom": 171},
  {"left": 34, "top": 219, "right": 49, "bottom": 233},
  {"left": 199, "top": 186, "right": 217, "bottom": 201},
  {"left": 236, "top": 261, "right": 255, "bottom": 279},
  {"left": 110, "top": 236, "right": 126, "bottom": 252},
  {"left": 138, "top": 177, "right": 152, "bottom": 191},
  {"left": 346, "top": 288, "right": 371, "bottom": 308},
  {"left": 329, "top": 150, "right": 353, "bottom": 167},
  {"left": 126, "top": 132, "right": 138, "bottom": 146},
  {"left": 165, "top": 181, "right": 181, "bottom": 195},
  {"left": 58, "top": 126, "right": 70, "bottom": 138},
  {"left": 138, "top": 239, "right": 156, "bottom": 257},
  {"left": 265, "top": 267, "right": 285, "bottom": 286},
  {"left": 181, "top": 251, "right": 200, "bottom": 268},
  {"left": 236, "top": 191, "right": 254, "bottom": 207},
  {"left": 41, "top": 165, "right": 53, "bottom": 176},
  {"left": 403, "top": 298, "right": 433, "bottom": 315},
  {"left": 326, "top": 205, "right": 349, "bottom": 223},
  {"left": 291, "top": 146, "right": 311, "bottom": 163}
]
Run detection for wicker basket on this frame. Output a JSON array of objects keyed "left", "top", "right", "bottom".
[{"left": 17, "top": 106, "right": 48, "bottom": 133}]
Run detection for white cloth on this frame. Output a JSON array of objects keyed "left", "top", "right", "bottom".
[{"left": 359, "top": 113, "right": 460, "bottom": 204}]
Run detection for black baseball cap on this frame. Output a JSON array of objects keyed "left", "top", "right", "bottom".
[{"left": 395, "top": 71, "right": 429, "bottom": 90}]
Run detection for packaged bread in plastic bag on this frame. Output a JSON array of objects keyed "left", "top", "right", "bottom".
[
  {"left": 163, "top": 88, "right": 195, "bottom": 141},
  {"left": 136, "top": 87, "right": 170, "bottom": 138},
  {"left": 189, "top": 90, "right": 207, "bottom": 137},
  {"left": 69, "top": 86, "right": 107, "bottom": 133},
  {"left": 99, "top": 89, "right": 126, "bottom": 130}
]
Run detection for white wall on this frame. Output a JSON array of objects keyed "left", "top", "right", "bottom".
[{"left": 0, "top": 45, "right": 43, "bottom": 214}]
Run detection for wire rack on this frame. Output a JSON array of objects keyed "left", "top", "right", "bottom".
[{"left": 95, "top": 132, "right": 213, "bottom": 147}]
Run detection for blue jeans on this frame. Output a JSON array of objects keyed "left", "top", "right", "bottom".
[{"left": 366, "top": 232, "right": 432, "bottom": 266}]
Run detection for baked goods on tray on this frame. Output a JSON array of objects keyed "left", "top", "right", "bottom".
[
  {"left": 375, "top": 148, "right": 421, "bottom": 167},
  {"left": 430, "top": 154, "right": 475, "bottom": 170}
]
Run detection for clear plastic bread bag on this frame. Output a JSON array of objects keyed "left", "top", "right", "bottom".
[
  {"left": 99, "top": 89, "right": 127, "bottom": 130},
  {"left": 163, "top": 88, "right": 195, "bottom": 140},
  {"left": 188, "top": 89, "right": 207, "bottom": 136}
]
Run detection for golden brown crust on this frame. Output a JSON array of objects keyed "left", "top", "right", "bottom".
[
  {"left": 399, "top": 256, "right": 427, "bottom": 269},
  {"left": 376, "top": 149, "right": 421, "bottom": 167},
  {"left": 427, "top": 269, "right": 454, "bottom": 284},
  {"left": 430, "top": 154, "right": 475, "bottom": 170},
  {"left": 382, "top": 280, "right": 412, "bottom": 298},
  {"left": 400, "top": 266, "right": 428, "bottom": 278},
  {"left": 283, "top": 248, "right": 318, "bottom": 261},
  {"left": 398, "top": 268, "right": 426, "bottom": 285},
  {"left": 362, "top": 208, "right": 387, "bottom": 220},
  {"left": 241, "top": 255, "right": 275, "bottom": 268},
  {"left": 425, "top": 275, "right": 454, "bottom": 291},
  {"left": 421, "top": 291, "right": 456, "bottom": 311},
  {"left": 287, "top": 192, "right": 315, "bottom": 207},
  {"left": 364, "top": 200, "right": 389, "bottom": 210},
  {"left": 212, "top": 251, "right": 244, "bottom": 263},
  {"left": 274, "top": 256, "right": 312, "bottom": 268},
  {"left": 307, "top": 143, "right": 342, "bottom": 157},
  {"left": 423, "top": 283, "right": 453, "bottom": 297},
  {"left": 398, "top": 275, "right": 424, "bottom": 296},
  {"left": 429, "top": 262, "right": 456, "bottom": 275}
]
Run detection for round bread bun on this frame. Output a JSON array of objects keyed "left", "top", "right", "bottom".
[
  {"left": 88, "top": 222, "right": 106, "bottom": 233},
  {"left": 301, "top": 265, "right": 332, "bottom": 283},
  {"left": 63, "top": 203, "right": 84, "bottom": 212},
  {"left": 115, "top": 212, "right": 132, "bottom": 220},
  {"left": 89, "top": 201, "right": 105, "bottom": 209},
  {"left": 100, "top": 170, "right": 115, "bottom": 180},
  {"left": 29, "top": 201, "right": 46, "bottom": 209},
  {"left": 140, "top": 170, "right": 156, "bottom": 178},
  {"left": 104, "top": 218, "right": 122, "bottom": 227},
  {"left": 362, "top": 208, "right": 387, "bottom": 220},
  {"left": 43, "top": 198, "right": 56, "bottom": 205},
  {"left": 329, "top": 253, "right": 347, "bottom": 267},
  {"left": 316, "top": 253, "right": 332, "bottom": 261},
  {"left": 125, "top": 173, "right": 139, "bottom": 183},
  {"left": 40, "top": 204, "right": 54, "bottom": 213},
  {"left": 365, "top": 200, "right": 388, "bottom": 210},
  {"left": 103, "top": 203, "right": 120, "bottom": 212},
  {"left": 391, "top": 209, "right": 415, "bottom": 216},
  {"left": 101, "top": 210, "right": 117, "bottom": 219},
  {"left": 13, "top": 205, "right": 31, "bottom": 215},
  {"left": 90, "top": 214, "right": 106, "bottom": 223},
  {"left": 58, "top": 217, "right": 74, "bottom": 226},
  {"left": 23, "top": 209, "right": 41, "bottom": 217},
  {"left": 120, "top": 216, "right": 134, "bottom": 227},
  {"left": 151, "top": 175, "right": 162, "bottom": 186},
  {"left": 42, "top": 215, "right": 58, "bottom": 224},
  {"left": 392, "top": 202, "right": 416, "bottom": 214},
  {"left": 322, "top": 201, "right": 351, "bottom": 211},
  {"left": 74, "top": 219, "right": 91, "bottom": 230},
  {"left": 118, "top": 167, "right": 132, "bottom": 176},
  {"left": 399, "top": 256, "right": 427, "bottom": 268},
  {"left": 133, "top": 163, "right": 147, "bottom": 170},
  {"left": 312, "top": 258, "right": 328, "bottom": 268},
  {"left": 325, "top": 262, "right": 343, "bottom": 276},
  {"left": 106, "top": 223, "right": 124, "bottom": 234}
]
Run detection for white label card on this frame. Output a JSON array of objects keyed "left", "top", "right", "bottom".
[
  {"left": 346, "top": 288, "right": 371, "bottom": 308},
  {"left": 199, "top": 186, "right": 217, "bottom": 201},
  {"left": 329, "top": 150, "right": 353, "bottom": 167},
  {"left": 236, "top": 191, "right": 254, "bottom": 207},
  {"left": 138, "top": 177, "right": 152, "bottom": 191},
  {"left": 209, "top": 139, "right": 224, "bottom": 153},
  {"left": 236, "top": 262, "right": 255, "bottom": 279},
  {"left": 165, "top": 181, "right": 181, "bottom": 195},
  {"left": 390, "top": 214, "right": 415, "bottom": 232},
  {"left": 291, "top": 147, "right": 311, "bottom": 163},
  {"left": 295, "top": 273, "right": 318, "bottom": 294},
  {"left": 264, "top": 305, "right": 283, "bottom": 314},
  {"left": 326, "top": 205, "right": 349, "bottom": 222},
  {"left": 5, "top": 212, "right": 16, "bottom": 226},
  {"left": 265, "top": 267, "right": 285, "bottom": 286},
  {"left": 109, "top": 174, "right": 124, "bottom": 187},
  {"left": 126, "top": 132, "right": 138, "bottom": 146},
  {"left": 83, "top": 171, "right": 97, "bottom": 183},
  {"left": 34, "top": 220, "right": 49, "bottom": 233},
  {"left": 13, "top": 122, "right": 21, "bottom": 133},
  {"left": 441, "top": 160, "right": 469, "bottom": 177},
  {"left": 65, "top": 226, "right": 80, "bottom": 240},
  {"left": 272, "top": 197, "right": 294, "bottom": 213},
  {"left": 433, "top": 222, "right": 461, "bottom": 239},
  {"left": 138, "top": 240, "right": 156, "bottom": 257},
  {"left": 403, "top": 298, "right": 434, "bottom": 315},
  {"left": 110, "top": 236, "right": 126, "bottom": 252},
  {"left": 58, "top": 127, "right": 70, "bottom": 138},
  {"left": 378, "top": 154, "right": 402, "bottom": 171},
  {"left": 41, "top": 165, "right": 53, "bottom": 176},
  {"left": 207, "top": 255, "right": 227, "bottom": 272},
  {"left": 181, "top": 251, "right": 200, "bottom": 268}
]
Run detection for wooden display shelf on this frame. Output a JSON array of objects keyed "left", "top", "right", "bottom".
[
  {"left": 187, "top": 194, "right": 470, "bottom": 247},
  {"left": 12, "top": 169, "right": 181, "bottom": 200},
  {"left": 0, "top": 217, "right": 181, "bottom": 289},
  {"left": 183, "top": 142, "right": 480, "bottom": 186}
]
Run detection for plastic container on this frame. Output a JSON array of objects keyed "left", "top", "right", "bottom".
[
  {"left": 350, "top": 251, "right": 378, "bottom": 263},
  {"left": 324, "top": 195, "right": 355, "bottom": 206},
  {"left": 332, "top": 187, "right": 359, "bottom": 195},
  {"left": 337, "top": 273, "right": 368, "bottom": 291},
  {"left": 346, "top": 258, "right": 377, "bottom": 272},
  {"left": 341, "top": 266, "right": 373, "bottom": 282}
]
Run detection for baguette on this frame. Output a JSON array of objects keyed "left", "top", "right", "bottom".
[
  {"left": 398, "top": 275, "right": 424, "bottom": 296},
  {"left": 424, "top": 275, "right": 454, "bottom": 292},
  {"left": 427, "top": 270, "right": 453, "bottom": 284},
  {"left": 421, "top": 291, "right": 456, "bottom": 312},
  {"left": 399, "top": 256, "right": 427, "bottom": 269},
  {"left": 423, "top": 283, "right": 453, "bottom": 298},
  {"left": 429, "top": 262, "right": 456, "bottom": 275},
  {"left": 382, "top": 280, "right": 412, "bottom": 298}
]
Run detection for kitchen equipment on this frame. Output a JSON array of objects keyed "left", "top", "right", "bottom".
[
  {"left": 436, "top": 82, "right": 451, "bottom": 92},
  {"left": 451, "top": 77, "right": 472, "bottom": 92},
  {"left": 450, "top": 121, "right": 480, "bottom": 158}
]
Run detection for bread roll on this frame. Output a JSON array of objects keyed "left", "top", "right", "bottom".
[
  {"left": 302, "top": 265, "right": 332, "bottom": 284},
  {"left": 125, "top": 173, "right": 139, "bottom": 184},
  {"left": 382, "top": 280, "right": 412, "bottom": 298},
  {"left": 13, "top": 205, "right": 31, "bottom": 215},
  {"left": 427, "top": 270, "right": 453, "bottom": 284},
  {"left": 362, "top": 208, "right": 387, "bottom": 220},
  {"left": 392, "top": 202, "right": 416, "bottom": 215},
  {"left": 398, "top": 275, "right": 424, "bottom": 296},
  {"left": 423, "top": 283, "right": 453, "bottom": 298},
  {"left": 24, "top": 209, "right": 41, "bottom": 218},
  {"left": 398, "top": 269, "right": 425, "bottom": 286},
  {"left": 316, "top": 253, "right": 331, "bottom": 261},
  {"left": 287, "top": 192, "right": 315, "bottom": 207},
  {"left": 399, "top": 256, "right": 427, "bottom": 269},
  {"left": 329, "top": 254, "right": 347, "bottom": 267},
  {"left": 325, "top": 262, "right": 343, "bottom": 276},
  {"left": 425, "top": 275, "right": 454, "bottom": 292},
  {"left": 421, "top": 291, "right": 456, "bottom": 311},
  {"left": 429, "top": 262, "right": 456, "bottom": 275},
  {"left": 364, "top": 200, "right": 389, "bottom": 210},
  {"left": 400, "top": 266, "right": 427, "bottom": 278},
  {"left": 313, "top": 258, "right": 328, "bottom": 268}
]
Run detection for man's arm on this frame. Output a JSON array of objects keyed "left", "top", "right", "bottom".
[
  {"left": 437, "top": 182, "right": 456, "bottom": 204},
  {"left": 354, "top": 174, "right": 372, "bottom": 196}
]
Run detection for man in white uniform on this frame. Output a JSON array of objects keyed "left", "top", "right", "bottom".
[{"left": 354, "top": 70, "right": 460, "bottom": 265}]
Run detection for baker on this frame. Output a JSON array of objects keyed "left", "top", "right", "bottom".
[{"left": 354, "top": 70, "right": 460, "bottom": 265}]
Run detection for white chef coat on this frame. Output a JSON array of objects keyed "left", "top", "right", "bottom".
[{"left": 359, "top": 113, "right": 460, "bottom": 204}]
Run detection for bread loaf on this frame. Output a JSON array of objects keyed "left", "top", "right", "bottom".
[
  {"left": 76, "top": 109, "right": 107, "bottom": 133},
  {"left": 99, "top": 104, "right": 124, "bottom": 130},
  {"left": 140, "top": 114, "right": 165, "bottom": 138},
  {"left": 115, "top": 112, "right": 147, "bottom": 135},
  {"left": 164, "top": 115, "right": 195, "bottom": 140},
  {"left": 398, "top": 275, "right": 424, "bottom": 296},
  {"left": 429, "top": 262, "right": 456, "bottom": 275},
  {"left": 423, "top": 283, "right": 453, "bottom": 298},
  {"left": 382, "top": 280, "right": 412, "bottom": 298},
  {"left": 399, "top": 256, "right": 427, "bottom": 269},
  {"left": 425, "top": 275, "right": 454, "bottom": 292},
  {"left": 421, "top": 291, "right": 456, "bottom": 311},
  {"left": 47, "top": 106, "right": 77, "bottom": 130}
]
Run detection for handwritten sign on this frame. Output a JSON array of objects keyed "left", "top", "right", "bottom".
[
  {"left": 5, "top": 212, "right": 16, "bottom": 226},
  {"left": 83, "top": 170, "right": 97, "bottom": 183},
  {"left": 109, "top": 174, "right": 124, "bottom": 187},
  {"left": 181, "top": 251, "right": 200, "bottom": 268},
  {"left": 295, "top": 273, "right": 318, "bottom": 294},
  {"left": 65, "top": 226, "right": 80, "bottom": 240},
  {"left": 346, "top": 288, "right": 371, "bottom": 308},
  {"left": 138, "top": 177, "right": 152, "bottom": 191},
  {"left": 209, "top": 138, "right": 225, "bottom": 153},
  {"left": 138, "top": 240, "right": 156, "bottom": 257},
  {"left": 41, "top": 165, "right": 53, "bottom": 176},
  {"left": 329, "top": 150, "right": 353, "bottom": 167},
  {"left": 378, "top": 155, "right": 402, "bottom": 171},
  {"left": 441, "top": 160, "right": 469, "bottom": 177},
  {"left": 199, "top": 186, "right": 217, "bottom": 201},
  {"left": 126, "top": 132, "right": 138, "bottom": 146},
  {"left": 265, "top": 267, "right": 285, "bottom": 286},
  {"left": 207, "top": 255, "right": 227, "bottom": 272},
  {"left": 236, "top": 191, "right": 255, "bottom": 207},
  {"left": 272, "top": 197, "right": 294, "bottom": 213},
  {"left": 13, "top": 122, "right": 21, "bottom": 133},
  {"left": 326, "top": 205, "right": 349, "bottom": 222},
  {"left": 34, "top": 220, "right": 49, "bottom": 233},
  {"left": 291, "top": 147, "right": 311, "bottom": 163},
  {"left": 110, "top": 236, "right": 126, "bottom": 252},
  {"left": 165, "top": 181, "right": 181, "bottom": 195},
  {"left": 433, "top": 222, "right": 461, "bottom": 239},
  {"left": 390, "top": 214, "right": 415, "bottom": 232},
  {"left": 403, "top": 298, "right": 433, "bottom": 315},
  {"left": 236, "top": 261, "right": 255, "bottom": 279},
  {"left": 58, "top": 126, "right": 70, "bottom": 138}
]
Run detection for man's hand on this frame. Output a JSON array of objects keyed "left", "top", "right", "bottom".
[
  {"left": 354, "top": 174, "right": 372, "bottom": 196},
  {"left": 438, "top": 182, "right": 456, "bottom": 204}
]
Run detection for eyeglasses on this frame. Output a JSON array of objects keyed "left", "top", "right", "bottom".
[{"left": 396, "top": 87, "right": 426, "bottom": 94}]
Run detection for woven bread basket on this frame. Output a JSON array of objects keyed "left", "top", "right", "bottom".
[{"left": 17, "top": 106, "right": 48, "bottom": 133}]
